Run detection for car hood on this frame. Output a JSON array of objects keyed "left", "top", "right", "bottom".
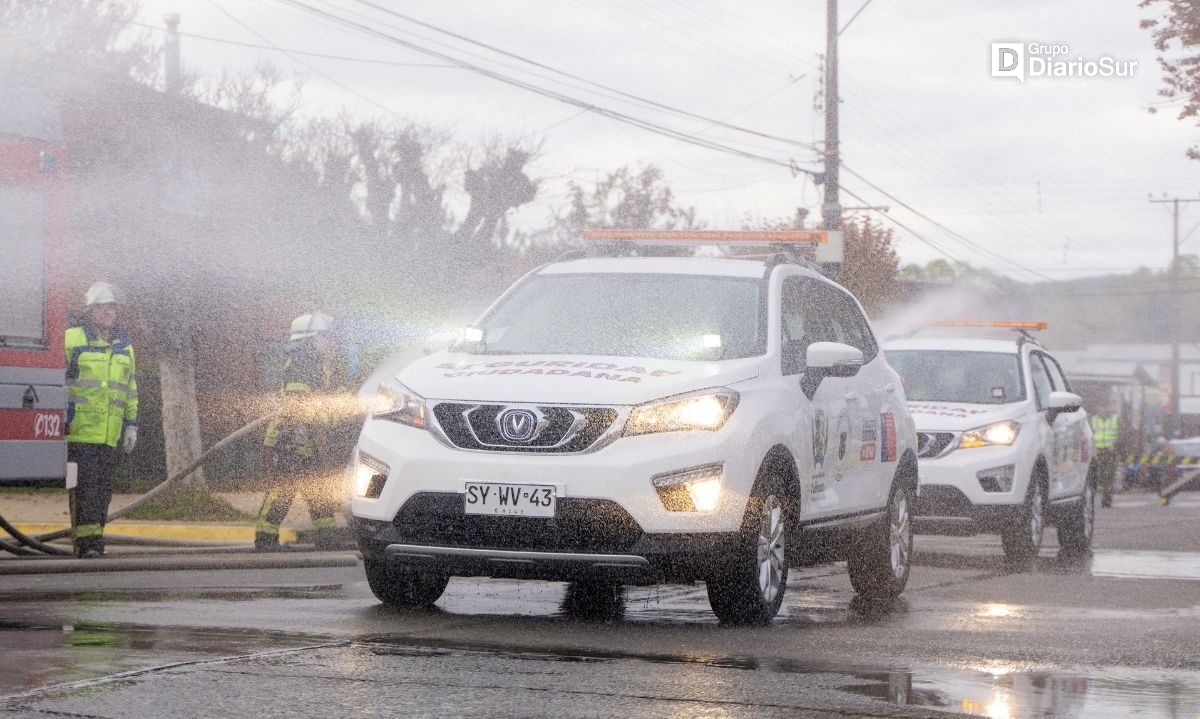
[
  {"left": 395, "top": 352, "right": 761, "bottom": 405},
  {"left": 906, "top": 401, "right": 1026, "bottom": 432}
]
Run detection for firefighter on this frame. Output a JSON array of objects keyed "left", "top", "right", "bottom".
[
  {"left": 1090, "top": 399, "right": 1120, "bottom": 508},
  {"left": 254, "top": 312, "right": 356, "bottom": 551},
  {"left": 64, "top": 282, "right": 138, "bottom": 558}
]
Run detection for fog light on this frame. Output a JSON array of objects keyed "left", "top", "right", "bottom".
[
  {"left": 977, "top": 464, "right": 1015, "bottom": 493},
  {"left": 355, "top": 454, "right": 389, "bottom": 499},
  {"left": 652, "top": 464, "right": 723, "bottom": 512}
]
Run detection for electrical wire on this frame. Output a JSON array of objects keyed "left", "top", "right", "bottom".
[
  {"left": 127, "top": 19, "right": 452, "bottom": 67},
  {"left": 275, "top": 0, "right": 822, "bottom": 175}
]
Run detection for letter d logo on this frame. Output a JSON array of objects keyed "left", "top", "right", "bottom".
[{"left": 991, "top": 43, "right": 1025, "bottom": 82}]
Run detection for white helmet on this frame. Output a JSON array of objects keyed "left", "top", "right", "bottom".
[
  {"left": 290, "top": 312, "right": 333, "bottom": 341},
  {"left": 85, "top": 282, "right": 118, "bottom": 306}
]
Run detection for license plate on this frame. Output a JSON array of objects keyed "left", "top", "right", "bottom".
[{"left": 463, "top": 482, "right": 557, "bottom": 517}]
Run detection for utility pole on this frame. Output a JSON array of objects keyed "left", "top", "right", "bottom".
[
  {"left": 163, "top": 13, "right": 182, "bottom": 94},
  {"left": 1149, "top": 195, "right": 1200, "bottom": 439},
  {"left": 822, "top": 0, "right": 841, "bottom": 234}
]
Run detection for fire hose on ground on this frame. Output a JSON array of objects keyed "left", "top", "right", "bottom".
[{"left": 0, "top": 415, "right": 277, "bottom": 557}]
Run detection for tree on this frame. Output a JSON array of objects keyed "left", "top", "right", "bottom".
[
  {"left": 837, "top": 215, "right": 901, "bottom": 315},
  {"left": 552, "top": 165, "right": 697, "bottom": 241},
  {"left": 1141, "top": 0, "right": 1200, "bottom": 158}
]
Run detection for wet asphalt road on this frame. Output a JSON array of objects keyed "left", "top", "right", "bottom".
[{"left": 2, "top": 493, "right": 1199, "bottom": 718}]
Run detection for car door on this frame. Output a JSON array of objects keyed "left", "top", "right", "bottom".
[
  {"left": 780, "top": 275, "right": 843, "bottom": 517},
  {"left": 1040, "top": 352, "right": 1088, "bottom": 499},
  {"left": 809, "top": 281, "right": 885, "bottom": 513},
  {"left": 1026, "top": 350, "right": 1065, "bottom": 497}
]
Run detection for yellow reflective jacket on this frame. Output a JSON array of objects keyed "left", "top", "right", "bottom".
[
  {"left": 264, "top": 345, "right": 348, "bottom": 460},
  {"left": 1090, "top": 414, "right": 1119, "bottom": 450},
  {"left": 65, "top": 325, "right": 138, "bottom": 448}
]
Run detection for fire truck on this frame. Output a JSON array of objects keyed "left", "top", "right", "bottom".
[{"left": 0, "top": 82, "right": 70, "bottom": 487}]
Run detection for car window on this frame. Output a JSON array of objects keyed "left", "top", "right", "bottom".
[
  {"left": 815, "top": 283, "right": 878, "bottom": 362},
  {"left": 780, "top": 276, "right": 832, "bottom": 375},
  {"left": 1029, "top": 352, "right": 1054, "bottom": 411},
  {"left": 482, "top": 272, "right": 766, "bottom": 360},
  {"left": 1040, "top": 352, "right": 1072, "bottom": 392},
  {"left": 886, "top": 350, "right": 1025, "bottom": 404}
]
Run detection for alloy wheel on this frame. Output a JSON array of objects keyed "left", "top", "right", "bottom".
[
  {"left": 889, "top": 490, "right": 912, "bottom": 578},
  {"left": 755, "top": 495, "right": 786, "bottom": 603}
]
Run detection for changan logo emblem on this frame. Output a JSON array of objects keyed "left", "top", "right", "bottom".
[{"left": 498, "top": 408, "right": 539, "bottom": 442}]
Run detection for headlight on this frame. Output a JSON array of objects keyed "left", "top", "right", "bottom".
[
  {"left": 624, "top": 389, "right": 739, "bottom": 437},
  {"left": 369, "top": 382, "right": 428, "bottom": 428},
  {"left": 959, "top": 420, "right": 1020, "bottom": 449}
]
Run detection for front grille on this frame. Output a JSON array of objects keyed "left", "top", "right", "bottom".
[
  {"left": 392, "top": 492, "right": 643, "bottom": 553},
  {"left": 433, "top": 403, "right": 618, "bottom": 453},
  {"left": 917, "top": 432, "right": 956, "bottom": 458}
]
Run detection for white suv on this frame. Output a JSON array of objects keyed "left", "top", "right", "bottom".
[
  {"left": 351, "top": 246, "right": 919, "bottom": 623},
  {"left": 883, "top": 332, "right": 1094, "bottom": 560}
]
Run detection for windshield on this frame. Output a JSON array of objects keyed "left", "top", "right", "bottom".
[
  {"left": 887, "top": 350, "right": 1025, "bottom": 404},
  {"left": 477, "top": 272, "right": 765, "bottom": 360}
]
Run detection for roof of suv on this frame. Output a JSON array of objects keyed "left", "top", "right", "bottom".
[
  {"left": 537, "top": 256, "right": 793, "bottom": 279},
  {"left": 883, "top": 337, "right": 1027, "bottom": 354}
]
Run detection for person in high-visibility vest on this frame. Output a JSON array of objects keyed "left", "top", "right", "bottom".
[
  {"left": 254, "top": 313, "right": 357, "bottom": 551},
  {"left": 64, "top": 282, "right": 138, "bottom": 558},
  {"left": 1090, "top": 401, "right": 1120, "bottom": 508}
]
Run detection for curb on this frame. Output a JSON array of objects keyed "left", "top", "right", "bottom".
[
  {"left": 0, "top": 550, "right": 361, "bottom": 576},
  {"left": 11, "top": 522, "right": 300, "bottom": 544}
]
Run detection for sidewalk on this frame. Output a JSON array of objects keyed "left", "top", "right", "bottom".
[{"left": 0, "top": 490, "right": 347, "bottom": 545}]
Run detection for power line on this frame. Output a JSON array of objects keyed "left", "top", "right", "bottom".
[
  {"left": 345, "top": 0, "right": 821, "bottom": 154},
  {"left": 275, "top": 0, "right": 821, "bottom": 174},
  {"left": 840, "top": 163, "right": 1059, "bottom": 282},
  {"left": 207, "top": 0, "right": 412, "bottom": 123},
  {"left": 127, "top": 19, "right": 452, "bottom": 67}
]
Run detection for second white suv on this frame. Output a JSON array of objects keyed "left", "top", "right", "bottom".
[
  {"left": 883, "top": 331, "right": 1094, "bottom": 560},
  {"left": 351, "top": 242, "right": 919, "bottom": 624}
]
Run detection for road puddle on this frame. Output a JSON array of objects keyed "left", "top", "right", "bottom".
[
  {"left": 0, "top": 620, "right": 331, "bottom": 696},
  {"left": 832, "top": 662, "right": 1200, "bottom": 719}
]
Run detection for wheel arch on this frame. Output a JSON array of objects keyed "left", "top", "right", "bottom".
[
  {"left": 896, "top": 449, "right": 919, "bottom": 495},
  {"left": 758, "top": 444, "right": 801, "bottom": 501}
]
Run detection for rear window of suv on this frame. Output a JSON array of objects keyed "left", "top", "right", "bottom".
[{"left": 886, "top": 350, "right": 1026, "bottom": 404}]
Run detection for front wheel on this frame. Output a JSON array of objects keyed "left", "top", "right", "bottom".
[
  {"left": 706, "top": 474, "right": 789, "bottom": 625},
  {"left": 848, "top": 481, "right": 914, "bottom": 599},
  {"left": 1002, "top": 477, "right": 1046, "bottom": 562},
  {"left": 364, "top": 556, "right": 449, "bottom": 609},
  {"left": 1056, "top": 477, "right": 1095, "bottom": 554}
]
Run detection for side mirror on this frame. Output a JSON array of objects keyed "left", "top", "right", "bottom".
[
  {"left": 801, "top": 342, "right": 864, "bottom": 399},
  {"left": 1047, "top": 391, "right": 1082, "bottom": 422},
  {"left": 806, "top": 342, "right": 864, "bottom": 377}
]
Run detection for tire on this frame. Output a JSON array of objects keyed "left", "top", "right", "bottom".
[
  {"left": 363, "top": 555, "right": 449, "bottom": 609},
  {"left": 847, "top": 480, "right": 914, "bottom": 599},
  {"left": 706, "top": 473, "right": 789, "bottom": 625},
  {"left": 1002, "top": 474, "right": 1046, "bottom": 562},
  {"left": 1056, "top": 476, "right": 1095, "bottom": 555}
]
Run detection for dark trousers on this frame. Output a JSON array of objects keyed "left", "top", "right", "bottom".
[
  {"left": 68, "top": 442, "right": 120, "bottom": 555},
  {"left": 1095, "top": 447, "right": 1117, "bottom": 506},
  {"left": 255, "top": 451, "right": 339, "bottom": 545}
]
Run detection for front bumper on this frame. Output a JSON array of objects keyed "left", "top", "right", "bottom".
[
  {"left": 914, "top": 443, "right": 1033, "bottom": 534},
  {"left": 351, "top": 415, "right": 761, "bottom": 535},
  {"left": 354, "top": 493, "right": 744, "bottom": 584}
]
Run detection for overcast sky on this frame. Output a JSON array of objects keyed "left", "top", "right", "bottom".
[{"left": 134, "top": 0, "right": 1199, "bottom": 281}]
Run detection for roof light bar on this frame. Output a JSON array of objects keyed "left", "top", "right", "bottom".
[
  {"left": 928, "top": 321, "right": 1048, "bottom": 331},
  {"left": 582, "top": 229, "right": 829, "bottom": 245}
]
